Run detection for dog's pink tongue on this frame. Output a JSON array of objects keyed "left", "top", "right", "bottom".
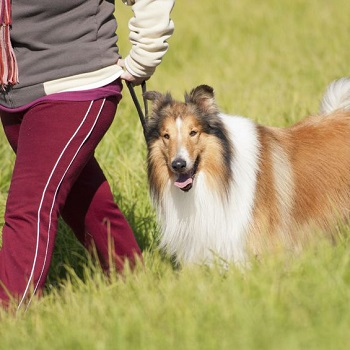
[{"left": 174, "top": 174, "right": 193, "bottom": 189}]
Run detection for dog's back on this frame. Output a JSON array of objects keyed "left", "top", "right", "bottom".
[{"left": 248, "top": 78, "right": 350, "bottom": 254}]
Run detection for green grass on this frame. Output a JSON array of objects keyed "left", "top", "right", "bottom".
[{"left": 1, "top": 0, "right": 350, "bottom": 348}]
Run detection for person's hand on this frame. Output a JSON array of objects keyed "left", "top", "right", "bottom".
[{"left": 117, "top": 59, "right": 148, "bottom": 86}]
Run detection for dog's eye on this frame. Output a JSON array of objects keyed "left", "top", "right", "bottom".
[
  {"left": 189, "top": 130, "right": 198, "bottom": 137},
  {"left": 163, "top": 133, "right": 170, "bottom": 140}
]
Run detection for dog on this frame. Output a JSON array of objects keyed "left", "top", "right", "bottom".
[{"left": 144, "top": 78, "right": 350, "bottom": 266}]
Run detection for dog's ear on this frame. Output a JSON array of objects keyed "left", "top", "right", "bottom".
[
  {"left": 143, "top": 91, "right": 163, "bottom": 103},
  {"left": 143, "top": 91, "right": 163, "bottom": 114},
  {"left": 144, "top": 91, "right": 173, "bottom": 117},
  {"left": 186, "top": 85, "right": 218, "bottom": 115}
]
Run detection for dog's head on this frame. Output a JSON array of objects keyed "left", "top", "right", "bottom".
[{"left": 144, "top": 85, "right": 232, "bottom": 194}]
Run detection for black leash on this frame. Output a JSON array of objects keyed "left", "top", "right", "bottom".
[{"left": 126, "top": 80, "right": 148, "bottom": 142}]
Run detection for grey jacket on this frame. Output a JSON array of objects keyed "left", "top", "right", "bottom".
[{"left": 1, "top": 0, "right": 174, "bottom": 108}]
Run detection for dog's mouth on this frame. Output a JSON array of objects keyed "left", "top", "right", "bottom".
[{"left": 174, "top": 157, "right": 200, "bottom": 192}]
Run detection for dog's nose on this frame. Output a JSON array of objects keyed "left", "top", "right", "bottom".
[{"left": 172, "top": 158, "right": 187, "bottom": 171}]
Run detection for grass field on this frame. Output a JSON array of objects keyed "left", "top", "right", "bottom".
[{"left": 1, "top": 0, "right": 350, "bottom": 349}]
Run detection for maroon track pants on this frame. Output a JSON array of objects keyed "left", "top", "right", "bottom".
[{"left": 0, "top": 97, "right": 142, "bottom": 307}]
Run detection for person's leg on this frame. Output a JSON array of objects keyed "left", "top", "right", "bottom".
[
  {"left": 0, "top": 97, "right": 138, "bottom": 307},
  {"left": 60, "top": 157, "right": 142, "bottom": 272},
  {"left": 0, "top": 106, "right": 142, "bottom": 274}
]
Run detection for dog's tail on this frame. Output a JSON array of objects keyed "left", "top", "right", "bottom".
[{"left": 319, "top": 77, "right": 350, "bottom": 114}]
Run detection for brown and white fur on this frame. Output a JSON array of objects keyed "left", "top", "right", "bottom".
[{"left": 144, "top": 78, "right": 350, "bottom": 266}]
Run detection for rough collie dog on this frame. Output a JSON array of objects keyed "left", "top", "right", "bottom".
[{"left": 144, "top": 78, "right": 350, "bottom": 266}]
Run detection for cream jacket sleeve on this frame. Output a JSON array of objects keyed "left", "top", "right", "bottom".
[{"left": 122, "top": 0, "right": 175, "bottom": 78}]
